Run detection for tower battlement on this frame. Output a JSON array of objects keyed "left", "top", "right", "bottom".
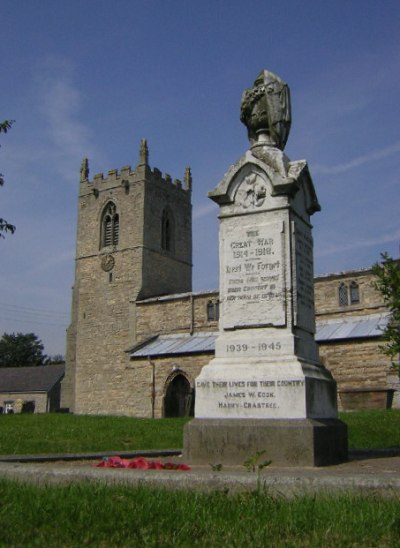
[{"left": 79, "top": 140, "right": 192, "bottom": 196}]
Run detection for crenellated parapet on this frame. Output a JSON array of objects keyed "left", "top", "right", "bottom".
[{"left": 79, "top": 140, "right": 191, "bottom": 198}]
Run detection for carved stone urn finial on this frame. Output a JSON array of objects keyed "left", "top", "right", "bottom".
[{"left": 240, "top": 70, "right": 291, "bottom": 150}]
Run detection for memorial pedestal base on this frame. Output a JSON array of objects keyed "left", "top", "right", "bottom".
[{"left": 183, "top": 418, "right": 348, "bottom": 467}]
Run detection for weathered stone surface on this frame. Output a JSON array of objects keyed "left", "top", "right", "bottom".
[
  {"left": 184, "top": 418, "right": 348, "bottom": 466},
  {"left": 194, "top": 360, "right": 337, "bottom": 420},
  {"left": 194, "top": 108, "right": 335, "bottom": 422},
  {"left": 184, "top": 70, "right": 348, "bottom": 466},
  {"left": 240, "top": 69, "right": 291, "bottom": 149}
]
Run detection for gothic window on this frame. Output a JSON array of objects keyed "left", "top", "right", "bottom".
[
  {"left": 338, "top": 283, "right": 348, "bottom": 306},
  {"left": 101, "top": 202, "right": 119, "bottom": 248},
  {"left": 207, "top": 299, "right": 220, "bottom": 322},
  {"left": 350, "top": 281, "right": 360, "bottom": 304},
  {"left": 161, "top": 208, "right": 174, "bottom": 252},
  {"left": 338, "top": 281, "right": 361, "bottom": 306}
]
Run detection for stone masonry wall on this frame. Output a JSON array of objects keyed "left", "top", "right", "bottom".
[
  {"left": 0, "top": 393, "right": 48, "bottom": 413},
  {"left": 319, "top": 339, "right": 389, "bottom": 389},
  {"left": 127, "top": 353, "right": 211, "bottom": 417},
  {"left": 135, "top": 291, "right": 219, "bottom": 343},
  {"left": 314, "top": 267, "right": 398, "bottom": 409},
  {"left": 314, "top": 269, "right": 385, "bottom": 319},
  {"left": 319, "top": 339, "right": 396, "bottom": 410}
]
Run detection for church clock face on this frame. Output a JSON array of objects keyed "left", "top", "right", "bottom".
[{"left": 101, "top": 254, "right": 115, "bottom": 272}]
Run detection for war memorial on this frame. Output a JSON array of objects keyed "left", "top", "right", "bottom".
[
  {"left": 183, "top": 70, "right": 348, "bottom": 466},
  {"left": 57, "top": 65, "right": 397, "bottom": 428}
]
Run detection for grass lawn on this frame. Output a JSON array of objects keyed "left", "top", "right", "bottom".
[
  {"left": 0, "top": 481, "right": 399, "bottom": 546},
  {"left": 0, "top": 409, "right": 399, "bottom": 455},
  {"left": 0, "top": 414, "right": 189, "bottom": 455},
  {"left": 0, "top": 411, "right": 399, "bottom": 546},
  {"left": 340, "top": 409, "right": 400, "bottom": 449}
]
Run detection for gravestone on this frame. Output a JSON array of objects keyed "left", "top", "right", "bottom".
[{"left": 183, "top": 70, "right": 348, "bottom": 466}]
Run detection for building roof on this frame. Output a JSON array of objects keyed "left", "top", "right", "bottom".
[
  {"left": 136, "top": 289, "right": 218, "bottom": 304},
  {"left": 316, "top": 313, "right": 390, "bottom": 342},
  {"left": 0, "top": 364, "right": 65, "bottom": 393},
  {"left": 130, "top": 314, "right": 390, "bottom": 359},
  {"left": 130, "top": 332, "right": 217, "bottom": 358}
]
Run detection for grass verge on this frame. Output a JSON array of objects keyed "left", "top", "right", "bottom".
[{"left": 0, "top": 481, "right": 399, "bottom": 546}]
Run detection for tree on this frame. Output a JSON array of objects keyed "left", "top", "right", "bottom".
[
  {"left": 372, "top": 252, "right": 400, "bottom": 372},
  {"left": 0, "top": 333, "right": 47, "bottom": 367},
  {"left": 0, "top": 119, "right": 16, "bottom": 238},
  {"left": 45, "top": 354, "right": 65, "bottom": 365}
]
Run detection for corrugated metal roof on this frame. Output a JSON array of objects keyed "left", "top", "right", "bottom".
[
  {"left": 130, "top": 314, "right": 390, "bottom": 358},
  {"left": 130, "top": 332, "right": 217, "bottom": 358},
  {"left": 315, "top": 313, "right": 390, "bottom": 342}
]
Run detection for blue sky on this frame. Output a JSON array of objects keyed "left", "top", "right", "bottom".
[{"left": 1, "top": 0, "right": 399, "bottom": 356}]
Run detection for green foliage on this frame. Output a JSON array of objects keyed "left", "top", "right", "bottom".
[
  {"left": 45, "top": 353, "right": 65, "bottom": 364},
  {"left": 0, "top": 119, "right": 15, "bottom": 237},
  {"left": 0, "top": 332, "right": 47, "bottom": 367},
  {"left": 243, "top": 450, "right": 272, "bottom": 472},
  {"left": 0, "top": 482, "right": 399, "bottom": 546},
  {"left": 0, "top": 120, "right": 14, "bottom": 133},
  {"left": 372, "top": 252, "right": 400, "bottom": 369}
]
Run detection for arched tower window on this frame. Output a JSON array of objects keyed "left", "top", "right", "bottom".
[
  {"left": 101, "top": 202, "right": 119, "bottom": 248},
  {"left": 350, "top": 281, "right": 360, "bottom": 304},
  {"left": 338, "top": 283, "right": 348, "bottom": 306},
  {"left": 161, "top": 208, "right": 174, "bottom": 252}
]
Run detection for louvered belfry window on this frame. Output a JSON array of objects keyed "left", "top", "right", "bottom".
[
  {"left": 113, "top": 214, "right": 119, "bottom": 245},
  {"left": 101, "top": 202, "right": 119, "bottom": 248}
]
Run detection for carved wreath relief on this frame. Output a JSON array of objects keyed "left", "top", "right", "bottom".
[{"left": 238, "top": 172, "right": 267, "bottom": 209}]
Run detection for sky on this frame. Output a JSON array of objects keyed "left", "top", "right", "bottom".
[{"left": 1, "top": 0, "right": 399, "bottom": 356}]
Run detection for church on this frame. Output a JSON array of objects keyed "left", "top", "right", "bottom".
[{"left": 60, "top": 141, "right": 398, "bottom": 417}]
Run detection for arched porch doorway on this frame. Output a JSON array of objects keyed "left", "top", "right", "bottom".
[{"left": 163, "top": 374, "right": 194, "bottom": 417}]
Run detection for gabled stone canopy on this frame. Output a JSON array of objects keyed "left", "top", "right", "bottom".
[{"left": 208, "top": 150, "right": 320, "bottom": 216}]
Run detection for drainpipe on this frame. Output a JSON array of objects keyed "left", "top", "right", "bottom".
[
  {"left": 190, "top": 293, "right": 194, "bottom": 335},
  {"left": 148, "top": 356, "right": 155, "bottom": 418}
]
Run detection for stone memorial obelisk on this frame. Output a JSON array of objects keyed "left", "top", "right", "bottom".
[{"left": 184, "top": 70, "right": 348, "bottom": 466}]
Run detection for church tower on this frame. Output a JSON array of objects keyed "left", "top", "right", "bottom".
[{"left": 61, "top": 141, "right": 192, "bottom": 414}]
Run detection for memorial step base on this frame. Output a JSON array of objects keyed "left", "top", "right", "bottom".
[{"left": 183, "top": 418, "right": 348, "bottom": 467}]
